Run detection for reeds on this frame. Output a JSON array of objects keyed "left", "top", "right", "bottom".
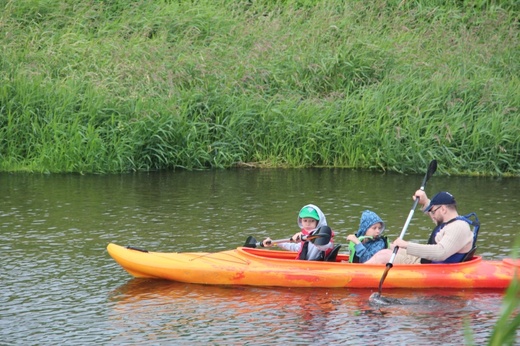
[
  {"left": 486, "top": 235, "right": 520, "bottom": 346},
  {"left": 0, "top": 0, "right": 518, "bottom": 175}
]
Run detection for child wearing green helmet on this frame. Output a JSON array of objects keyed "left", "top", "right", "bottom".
[{"left": 261, "top": 204, "right": 335, "bottom": 260}]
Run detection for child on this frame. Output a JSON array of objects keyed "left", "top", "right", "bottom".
[
  {"left": 261, "top": 204, "right": 334, "bottom": 261},
  {"left": 347, "top": 210, "right": 388, "bottom": 263}
]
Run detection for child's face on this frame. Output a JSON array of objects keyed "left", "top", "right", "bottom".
[
  {"left": 301, "top": 218, "right": 318, "bottom": 231},
  {"left": 365, "top": 222, "right": 383, "bottom": 238}
]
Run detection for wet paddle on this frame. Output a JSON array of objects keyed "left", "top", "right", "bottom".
[{"left": 376, "top": 159, "right": 438, "bottom": 296}]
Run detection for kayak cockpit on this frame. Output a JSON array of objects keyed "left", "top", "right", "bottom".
[{"left": 237, "top": 246, "right": 349, "bottom": 262}]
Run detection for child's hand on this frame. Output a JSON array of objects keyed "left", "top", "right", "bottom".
[
  {"left": 261, "top": 238, "right": 273, "bottom": 247},
  {"left": 291, "top": 232, "right": 303, "bottom": 242},
  {"left": 346, "top": 234, "right": 360, "bottom": 245}
]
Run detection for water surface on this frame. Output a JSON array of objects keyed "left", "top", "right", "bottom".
[{"left": 1, "top": 169, "right": 519, "bottom": 345}]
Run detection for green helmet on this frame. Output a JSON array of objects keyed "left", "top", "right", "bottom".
[{"left": 299, "top": 206, "right": 319, "bottom": 220}]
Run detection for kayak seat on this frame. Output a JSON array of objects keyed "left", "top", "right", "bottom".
[
  {"left": 325, "top": 244, "right": 342, "bottom": 262},
  {"left": 462, "top": 213, "right": 480, "bottom": 263},
  {"left": 461, "top": 246, "right": 477, "bottom": 262}
]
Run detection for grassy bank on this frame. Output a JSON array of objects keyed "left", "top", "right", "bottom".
[{"left": 0, "top": 0, "right": 518, "bottom": 175}]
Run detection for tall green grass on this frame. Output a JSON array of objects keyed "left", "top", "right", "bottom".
[
  {"left": 485, "top": 235, "right": 520, "bottom": 346},
  {"left": 0, "top": 0, "right": 518, "bottom": 175}
]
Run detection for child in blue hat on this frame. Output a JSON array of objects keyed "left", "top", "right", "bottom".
[{"left": 347, "top": 210, "right": 389, "bottom": 263}]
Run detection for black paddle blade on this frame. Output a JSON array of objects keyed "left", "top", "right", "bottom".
[
  {"left": 244, "top": 236, "right": 258, "bottom": 248},
  {"left": 312, "top": 226, "right": 332, "bottom": 245},
  {"left": 424, "top": 160, "right": 438, "bottom": 185}
]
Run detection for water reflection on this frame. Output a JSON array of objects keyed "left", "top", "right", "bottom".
[{"left": 107, "top": 279, "right": 507, "bottom": 345}]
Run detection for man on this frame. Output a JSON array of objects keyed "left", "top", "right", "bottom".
[{"left": 365, "top": 190, "right": 474, "bottom": 264}]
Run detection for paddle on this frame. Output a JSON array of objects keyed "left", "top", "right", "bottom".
[
  {"left": 377, "top": 159, "right": 438, "bottom": 295},
  {"left": 244, "top": 236, "right": 296, "bottom": 248},
  {"left": 244, "top": 227, "right": 332, "bottom": 249}
]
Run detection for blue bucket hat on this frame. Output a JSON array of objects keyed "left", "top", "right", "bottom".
[
  {"left": 356, "top": 210, "right": 385, "bottom": 237},
  {"left": 425, "top": 191, "right": 456, "bottom": 212}
]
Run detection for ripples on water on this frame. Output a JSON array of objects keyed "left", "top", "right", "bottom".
[
  {"left": 105, "top": 281, "right": 507, "bottom": 345},
  {"left": 1, "top": 170, "right": 519, "bottom": 345}
]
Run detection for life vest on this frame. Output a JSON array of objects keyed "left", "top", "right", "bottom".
[
  {"left": 296, "top": 229, "right": 334, "bottom": 261},
  {"left": 348, "top": 236, "right": 389, "bottom": 263},
  {"left": 421, "top": 212, "right": 480, "bottom": 264}
]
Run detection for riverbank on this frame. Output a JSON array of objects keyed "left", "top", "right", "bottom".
[{"left": 1, "top": 1, "right": 518, "bottom": 176}]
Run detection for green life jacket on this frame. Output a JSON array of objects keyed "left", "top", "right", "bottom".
[{"left": 348, "top": 235, "right": 389, "bottom": 263}]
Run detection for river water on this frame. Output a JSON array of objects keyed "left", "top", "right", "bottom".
[{"left": 1, "top": 169, "right": 519, "bottom": 345}]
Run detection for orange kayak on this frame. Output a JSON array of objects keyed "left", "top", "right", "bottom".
[{"left": 107, "top": 243, "right": 520, "bottom": 288}]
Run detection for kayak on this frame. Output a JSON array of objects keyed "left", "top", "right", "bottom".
[{"left": 106, "top": 243, "right": 520, "bottom": 289}]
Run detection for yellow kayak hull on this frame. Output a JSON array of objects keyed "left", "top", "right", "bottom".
[{"left": 107, "top": 243, "right": 519, "bottom": 288}]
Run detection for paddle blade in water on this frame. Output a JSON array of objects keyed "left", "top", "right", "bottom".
[{"left": 369, "top": 292, "right": 402, "bottom": 306}]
